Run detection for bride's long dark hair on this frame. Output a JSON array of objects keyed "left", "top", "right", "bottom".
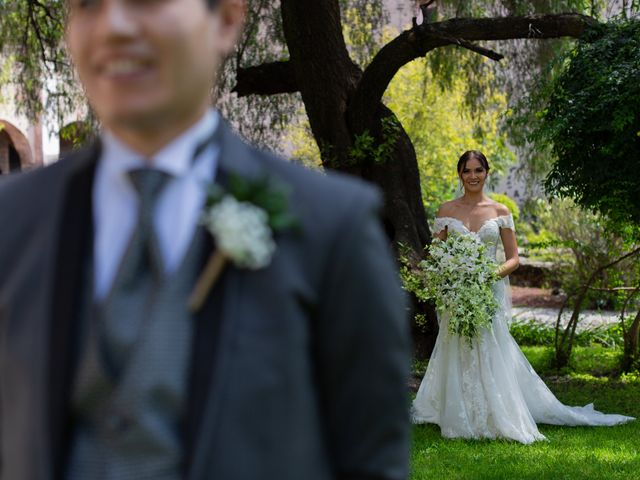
[{"left": 457, "top": 150, "right": 490, "bottom": 174}]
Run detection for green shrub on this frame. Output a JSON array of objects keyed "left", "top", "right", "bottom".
[
  {"left": 534, "top": 21, "right": 640, "bottom": 227},
  {"left": 412, "top": 358, "right": 430, "bottom": 377},
  {"left": 509, "top": 319, "right": 555, "bottom": 346},
  {"left": 509, "top": 320, "right": 624, "bottom": 348},
  {"left": 517, "top": 198, "right": 640, "bottom": 310}
]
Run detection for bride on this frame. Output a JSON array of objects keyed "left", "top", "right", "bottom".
[{"left": 411, "top": 150, "right": 634, "bottom": 444}]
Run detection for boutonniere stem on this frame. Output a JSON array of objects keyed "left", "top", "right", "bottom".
[
  {"left": 188, "top": 251, "right": 228, "bottom": 313},
  {"left": 186, "top": 174, "right": 299, "bottom": 314}
]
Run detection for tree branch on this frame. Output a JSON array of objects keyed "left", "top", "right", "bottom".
[
  {"left": 433, "top": 33, "right": 504, "bottom": 61},
  {"left": 235, "top": 0, "right": 270, "bottom": 66},
  {"left": 587, "top": 286, "right": 640, "bottom": 292},
  {"left": 557, "top": 246, "right": 640, "bottom": 361},
  {"left": 27, "top": 1, "right": 49, "bottom": 68},
  {"left": 31, "top": 0, "right": 64, "bottom": 28},
  {"left": 348, "top": 13, "right": 598, "bottom": 134},
  {"left": 620, "top": 284, "right": 640, "bottom": 335},
  {"left": 231, "top": 61, "right": 299, "bottom": 97}
]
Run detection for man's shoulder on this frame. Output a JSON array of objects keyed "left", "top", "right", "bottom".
[
  {"left": 0, "top": 156, "right": 70, "bottom": 204},
  {"left": 0, "top": 146, "right": 94, "bottom": 226},
  {"left": 0, "top": 164, "right": 54, "bottom": 211}
]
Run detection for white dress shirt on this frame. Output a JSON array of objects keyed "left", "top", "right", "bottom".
[{"left": 93, "top": 110, "right": 220, "bottom": 300}]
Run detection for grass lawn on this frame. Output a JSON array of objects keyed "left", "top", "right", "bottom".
[{"left": 410, "top": 346, "right": 640, "bottom": 479}]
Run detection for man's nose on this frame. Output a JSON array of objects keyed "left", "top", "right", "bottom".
[{"left": 97, "top": 0, "right": 139, "bottom": 38}]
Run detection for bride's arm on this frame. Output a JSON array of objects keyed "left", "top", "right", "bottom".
[
  {"left": 434, "top": 227, "right": 447, "bottom": 241},
  {"left": 496, "top": 204, "right": 519, "bottom": 278},
  {"left": 498, "top": 227, "right": 519, "bottom": 278},
  {"left": 433, "top": 205, "right": 450, "bottom": 241}
]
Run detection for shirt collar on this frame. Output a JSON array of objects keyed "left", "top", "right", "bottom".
[{"left": 99, "top": 109, "right": 219, "bottom": 177}]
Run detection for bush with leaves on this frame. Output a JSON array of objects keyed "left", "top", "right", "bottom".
[
  {"left": 531, "top": 20, "right": 640, "bottom": 227},
  {"left": 519, "top": 197, "right": 640, "bottom": 369},
  {"left": 526, "top": 198, "right": 639, "bottom": 310}
]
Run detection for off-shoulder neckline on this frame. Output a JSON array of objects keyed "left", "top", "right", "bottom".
[{"left": 435, "top": 214, "right": 513, "bottom": 234}]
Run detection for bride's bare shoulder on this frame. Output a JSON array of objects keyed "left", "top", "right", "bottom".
[
  {"left": 488, "top": 199, "right": 511, "bottom": 217},
  {"left": 436, "top": 200, "right": 458, "bottom": 218}
]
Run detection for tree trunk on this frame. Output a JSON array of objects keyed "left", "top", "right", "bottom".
[
  {"left": 623, "top": 310, "right": 640, "bottom": 372},
  {"left": 347, "top": 106, "right": 436, "bottom": 358},
  {"left": 280, "top": 0, "right": 437, "bottom": 358}
]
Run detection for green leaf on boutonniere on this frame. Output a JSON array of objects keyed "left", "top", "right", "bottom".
[
  {"left": 204, "top": 183, "right": 226, "bottom": 205},
  {"left": 221, "top": 173, "right": 300, "bottom": 232},
  {"left": 270, "top": 212, "right": 299, "bottom": 231}
]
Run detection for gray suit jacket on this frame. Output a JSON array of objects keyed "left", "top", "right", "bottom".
[{"left": 0, "top": 121, "right": 410, "bottom": 480}]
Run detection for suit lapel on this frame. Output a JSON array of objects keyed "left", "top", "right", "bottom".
[
  {"left": 48, "top": 147, "right": 98, "bottom": 480},
  {"left": 184, "top": 227, "right": 218, "bottom": 470},
  {"left": 185, "top": 121, "right": 266, "bottom": 478},
  {"left": 185, "top": 243, "right": 243, "bottom": 478}
]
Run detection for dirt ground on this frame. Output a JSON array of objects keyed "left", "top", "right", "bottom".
[{"left": 510, "top": 286, "right": 567, "bottom": 309}]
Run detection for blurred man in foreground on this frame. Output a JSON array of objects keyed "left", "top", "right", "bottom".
[{"left": 0, "top": 0, "right": 410, "bottom": 478}]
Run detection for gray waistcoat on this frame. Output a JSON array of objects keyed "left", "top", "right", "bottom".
[{"left": 67, "top": 231, "right": 205, "bottom": 480}]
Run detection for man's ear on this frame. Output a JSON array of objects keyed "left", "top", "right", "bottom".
[{"left": 214, "top": 0, "right": 246, "bottom": 56}]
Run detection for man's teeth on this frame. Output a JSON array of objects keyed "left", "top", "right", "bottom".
[{"left": 104, "top": 60, "right": 146, "bottom": 75}]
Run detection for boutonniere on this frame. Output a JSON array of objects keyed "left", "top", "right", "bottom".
[{"left": 187, "top": 174, "right": 298, "bottom": 313}]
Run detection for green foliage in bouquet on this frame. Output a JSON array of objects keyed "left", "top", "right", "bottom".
[{"left": 419, "top": 232, "right": 500, "bottom": 344}]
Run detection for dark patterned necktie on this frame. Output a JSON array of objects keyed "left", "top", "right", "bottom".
[{"left": 99, "top": 168, "right": 172, "bottom": 379}]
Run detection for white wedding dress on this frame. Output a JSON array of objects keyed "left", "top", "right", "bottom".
[{"left": 411, "top": 214, "right": 634, "bottom": 444}]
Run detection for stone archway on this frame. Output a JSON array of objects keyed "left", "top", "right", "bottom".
[{"left": 0, "top": 120, "right": 35, "bottom": 175}]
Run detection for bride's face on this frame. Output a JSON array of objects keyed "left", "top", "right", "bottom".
[{"left": 459, "top": 157, "right": 488, "bottom": 193}]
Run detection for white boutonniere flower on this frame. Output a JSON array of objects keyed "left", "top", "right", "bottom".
[
  {"left": 188, "top": 174, "right": 298, "bottom": 313},
  {"left": 202, "top": 196, "right": 276, "bottom": 269}
]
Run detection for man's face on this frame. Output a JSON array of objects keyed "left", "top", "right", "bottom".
[{"left": 65, "top": 0, "right": 242, "bottom": 135}]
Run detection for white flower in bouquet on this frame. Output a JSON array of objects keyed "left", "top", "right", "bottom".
[{"left": 420, "top": 232, "right": 500, "bottom": 344}]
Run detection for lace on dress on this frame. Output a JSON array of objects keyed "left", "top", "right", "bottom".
[{"left": 432, "top": 214, "right": 515, "bottom": 236}]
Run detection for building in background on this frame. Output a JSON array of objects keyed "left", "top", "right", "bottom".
[
  {"left": 0, "top": 94, "right": 44, "bottom": 174},
  {"left": 0, "top": 81, "right": 86, "bottom": 175},
  {"left": 0, "top": 117, "right": 40, "bottom": 175}
]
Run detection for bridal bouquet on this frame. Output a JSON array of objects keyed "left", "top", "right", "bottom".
[{"left": 420, "top": 232, "right": 500, "bottom": 344}]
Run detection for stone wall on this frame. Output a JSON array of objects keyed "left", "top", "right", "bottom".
[
  {"left": 509, "top": 257, "right": 557, "bottom": 289},
  {"left": 0, "top": 130, "right": 9, "bottom": 174}
]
